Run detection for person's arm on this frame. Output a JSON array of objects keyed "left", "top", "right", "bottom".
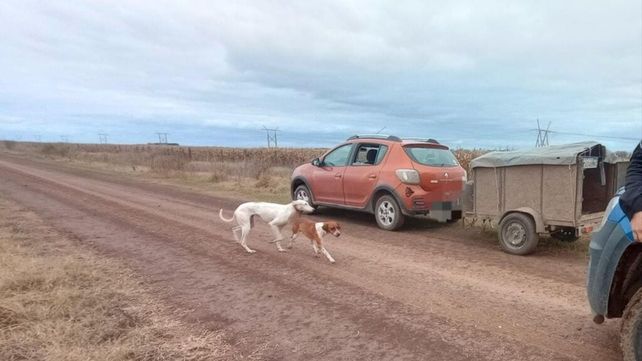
[{"left": 620, "top": 142, "right": 642, "bottom": 241}]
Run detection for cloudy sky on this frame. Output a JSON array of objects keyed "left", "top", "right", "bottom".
[{"left": 1, "top": 1, "right": 641, "bottom": 150}]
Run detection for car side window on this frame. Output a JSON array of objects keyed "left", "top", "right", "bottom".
[
  {"left": 351, "top": 144, "right": 388, "bottom": 166},
  {"left": 323, "top": 144, "right": 353, "bottom": 166}
]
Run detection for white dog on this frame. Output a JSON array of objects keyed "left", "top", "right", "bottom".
[{"left": 219, "top": 200, "right": 315, "bottom": 253}]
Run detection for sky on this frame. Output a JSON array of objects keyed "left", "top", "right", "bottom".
[{"left": 0, "top": 1, "right": 641, "bottom": 150}]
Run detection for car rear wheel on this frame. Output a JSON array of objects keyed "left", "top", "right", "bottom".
[
  {"left": 498, "top": 213, "right": 538, "bottom": 255},
  {"left": 375, "top": 195, "right": 405, "bottom": 231},
  {"left": 293, "top": 184, "right": 317, "bottom": 209},
  {"left": 621, "top": 288, "right": 642, "bottom": 361}
]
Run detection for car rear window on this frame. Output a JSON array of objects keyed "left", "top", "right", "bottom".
[{"left": 404, "top": 146, "right": 459, "bottom": 167}]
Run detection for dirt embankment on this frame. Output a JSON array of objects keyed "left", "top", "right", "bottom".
[{"left": 0, "top": 154, "right": 621, "bottom": 361}]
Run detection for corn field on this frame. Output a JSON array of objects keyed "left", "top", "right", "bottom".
[
  {"left": 452, "top": 148, "right": 488, "bottom": 173},
  {"left": 3, "top": 142, "right": 487, "bottom": 175}
]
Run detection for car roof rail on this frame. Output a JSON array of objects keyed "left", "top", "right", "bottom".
[
  {"left": 346, "top": 134, "right": 402, "bottom": 142},
  {"left": 403, "top": 137, "right": 440, "bottom": 144}
]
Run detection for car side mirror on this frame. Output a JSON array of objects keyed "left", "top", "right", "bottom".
[{"left": 312, "top": 158, "right": 321, "bottom": 167}]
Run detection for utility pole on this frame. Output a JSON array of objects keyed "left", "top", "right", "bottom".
[
  {"left": 535, "top": 119, "right": 551, "bottom": 147},
  {"left": 155, "top": 132, "right": 168, "bottom": 144},
  {"left": 262, "top": 126, "right": 280, "bottom": 148},
  {"left": 98, "top": 133, "right": 108, "bottom": 144},
  {"left": 60, "top": 135, "right": 69, "bottom": 143},
  {"left": 543, "top": 121, "right": 551, "bottom": 146}
]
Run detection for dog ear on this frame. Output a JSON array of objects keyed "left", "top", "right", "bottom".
[{"left": 322, "top": 223, "right": 330, "bottom": 232}]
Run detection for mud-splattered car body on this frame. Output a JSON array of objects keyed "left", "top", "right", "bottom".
[{"left": 587, "top": 187, "right": 640, "bottom": 358}]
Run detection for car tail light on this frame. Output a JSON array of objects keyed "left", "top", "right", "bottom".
[{"left": 395, "top": 169, "right": 420, "bottom": 184}]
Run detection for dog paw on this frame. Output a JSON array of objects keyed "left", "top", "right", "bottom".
[
  {"left": 278, "top": 249, "right": 288, "bottom": 252},
  {"left": 246, "top": 249, "right": 256, "bottom": 254}
]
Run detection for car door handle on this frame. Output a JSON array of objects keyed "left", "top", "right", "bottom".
[
  {"left": 335, "top": 173, "right": 342, "bottom": 178},
  {"left": 368, "top": 174, "right": 377, "bottom": 179}
]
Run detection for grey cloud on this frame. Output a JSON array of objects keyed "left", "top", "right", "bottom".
[{"left": 0, "top": 0, "right": 640, "bottom": 149}]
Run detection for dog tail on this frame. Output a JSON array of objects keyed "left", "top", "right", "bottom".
[{"left": 219, "top": 209, "right": 235, "bottom": 223}]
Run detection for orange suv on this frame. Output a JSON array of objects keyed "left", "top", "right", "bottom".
[{"left": 291, "top": 135, "right": 466, "bottom": 230}]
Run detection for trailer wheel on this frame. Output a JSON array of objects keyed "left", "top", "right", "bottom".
[
  {"left": 498, "top": 213, "right": 538, "bottom": 255},
  {"left": 621, "top": 288, "right": 642, "bottom": 361}
]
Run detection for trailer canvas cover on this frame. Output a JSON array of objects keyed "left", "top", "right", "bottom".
[{"left": 470, "top": 141, "right": 618, "bottom": 168}]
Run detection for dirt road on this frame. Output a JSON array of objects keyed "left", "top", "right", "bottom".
[{"left": 0, "top": 154, "right": 621, "bottom": 360}]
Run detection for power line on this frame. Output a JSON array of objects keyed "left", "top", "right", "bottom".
[
  {"left": 532, "top": 130, "right": 639, "bottom": 141},
  {"left": 548, "top": 130, "right": 639, "bottom": 141},
  {"left": 532, "top": 120, "right": 638, "bottom": 146}
]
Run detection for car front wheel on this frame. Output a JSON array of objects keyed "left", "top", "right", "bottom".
[
  {"left": 621, "top": 288, "right": 642, "bottom": 361},
  {"left": 293, "top": 184, "right": 317, "bottom": 209},
  {"left": 375, "top": 195, "right": 405, "bottom": 231}
]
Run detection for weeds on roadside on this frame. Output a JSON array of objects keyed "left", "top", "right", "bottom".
[{"left": 0, "top": 200, "right": 235, "bottom": 361}]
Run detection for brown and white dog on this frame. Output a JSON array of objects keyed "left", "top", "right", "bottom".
[{"left": 288, "top": 217, "right": 342, "bottom": 263}]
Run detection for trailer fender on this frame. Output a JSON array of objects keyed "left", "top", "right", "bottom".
[{"left": 500, "top": 208, "right": 545, "bottom": 233}]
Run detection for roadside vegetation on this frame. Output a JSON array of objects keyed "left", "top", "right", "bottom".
[
  {"left": 0, "top": 197, "right": 236, "bottom": 361},
  {"left": 1, "top": 141, "right": 486, "bottom": 203}
]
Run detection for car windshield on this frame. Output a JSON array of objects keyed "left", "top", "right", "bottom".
[{"left": 404, "top": 146, "right": 459, "bottom": 167}]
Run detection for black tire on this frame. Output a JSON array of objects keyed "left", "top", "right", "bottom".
[
  {"left": 621, "top": 288, "right": 642, "bottom": 361},
  {"left": 498, "top": 213, "right": 539, "bottom": 255},
  {"left": 374, "top": 195, "right": 405, "bottom": 231},
  {"left": 293, "top": 184, "right": 317, "bottom": 209}
]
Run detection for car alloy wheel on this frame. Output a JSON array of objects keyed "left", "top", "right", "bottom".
[
  {"left": 378, "top": 200, "right": 396, "bottom": 226},
  {"left": 293, "top": 184, "right": 317, "bottom": 210},
  {"left": 296, "top": 188, "right": 310, "bottom": 203},
  {"left": 374, "top": 194, "right": 405, "bottom": 231}
]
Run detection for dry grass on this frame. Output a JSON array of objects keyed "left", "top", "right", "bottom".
[
  {"left": 537, "top": 235, "right": 591, "bottom": 257},
  {"left": 0, "top": 198, "right": 237, "bottom": 361},
  {"left": 1, "top": 141, "right": 486, "bottom": 203},
  {"left": 31, "top": 142, "right": 324, "bottom": 174},
  {"left": 2, "top": 142, "right": 326, "bottom": 202},
  {"left": 2, "top": 141, "right": 16, "bottom": 150}
]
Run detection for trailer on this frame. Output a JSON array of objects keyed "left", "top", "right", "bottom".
[{"left": 464, "top": 141, "right": 628, "bottom": 255}]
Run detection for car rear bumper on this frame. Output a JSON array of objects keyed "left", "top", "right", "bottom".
[{"left": 397, "top": 184, "right": 463, "bottom": 219}]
